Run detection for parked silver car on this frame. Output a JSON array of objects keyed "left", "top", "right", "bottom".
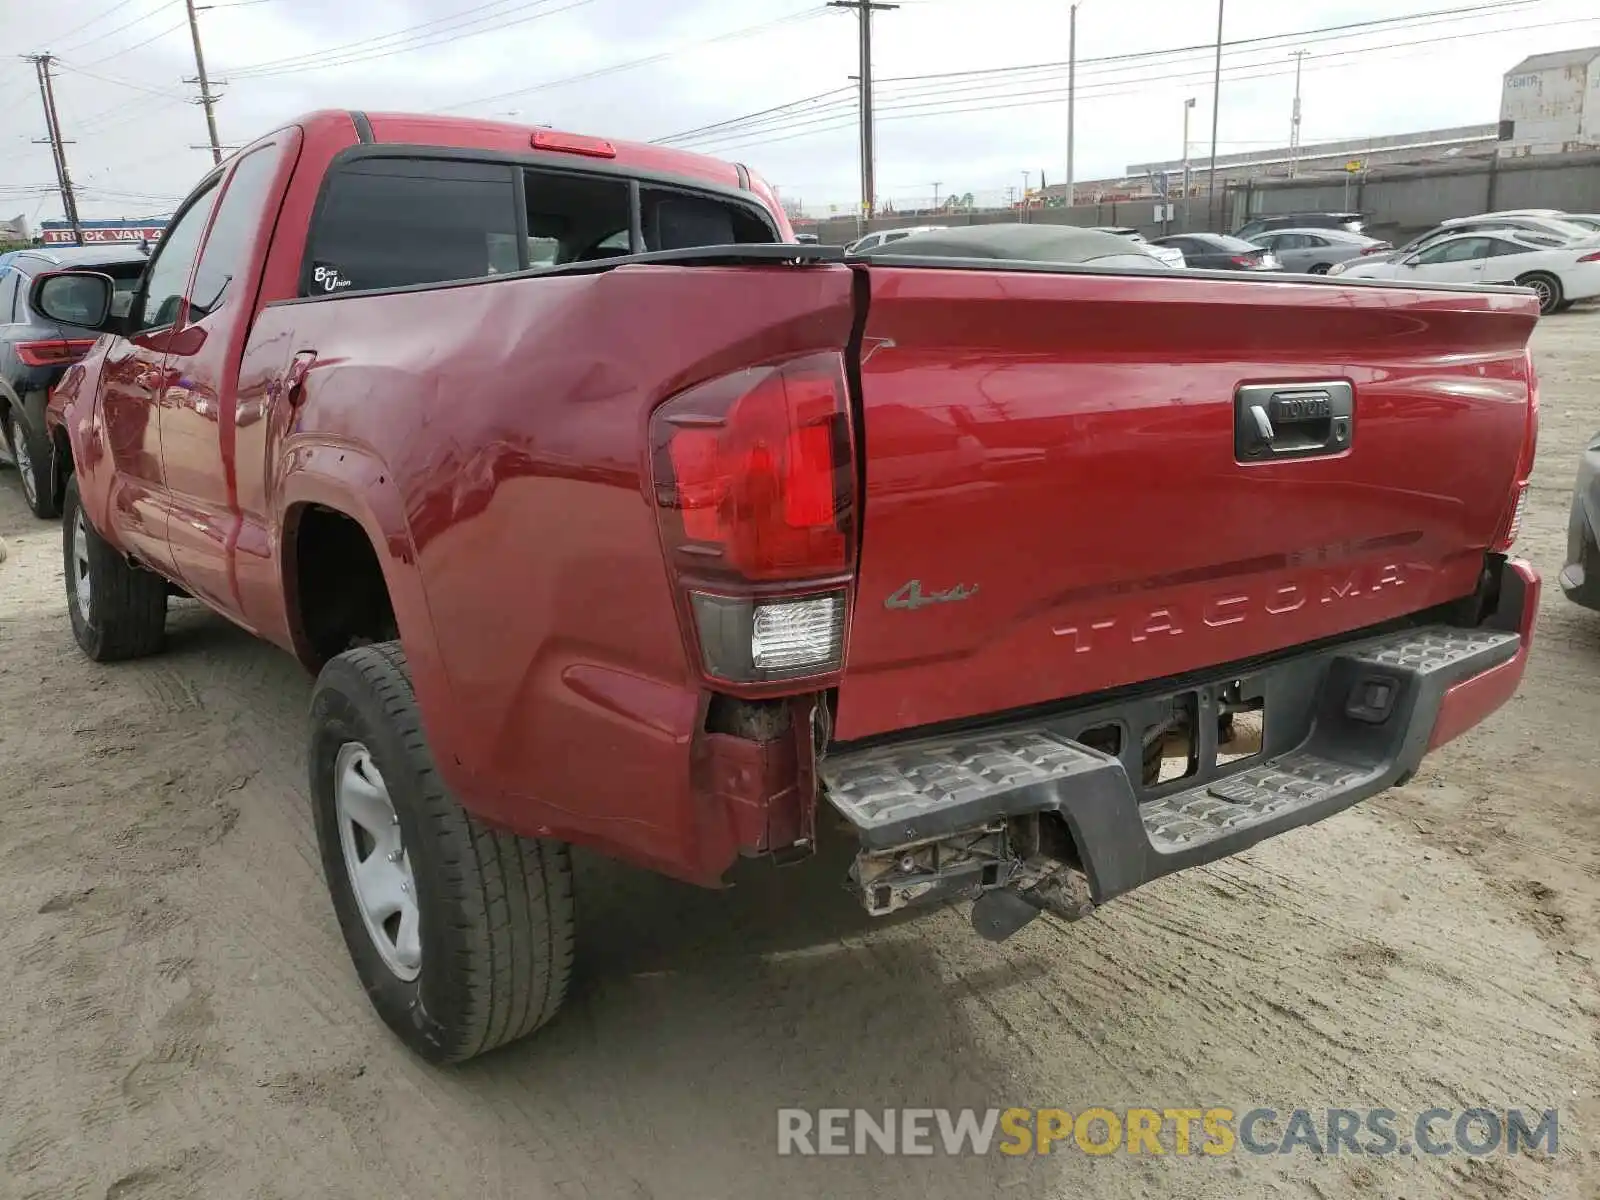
[
  {"left": 845, "top": 225, "right": 947, "bottom": 254},
  {"left": 1246, "top": 228, "right": 1393, "bottom": 274}
]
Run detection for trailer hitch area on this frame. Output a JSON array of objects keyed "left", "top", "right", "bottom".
[{"left": 847, "top": 814, "right": 1095, "bottom": 943}]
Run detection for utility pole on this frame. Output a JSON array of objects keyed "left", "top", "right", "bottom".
[
  {"left": 1066, "top": 1, "right": 1081, "bottom": 209},
  {"left": 931, "top": 181, "right": 941, "bottom": 211},
  {"left": 184, "top": 0, "right": 223, "bottom": 165},
  {"left": 25, "top": 53, "right": 84, "bottom": 246},
  {"left": 1206, "top": 0, "right": 1225, "bottom": 232},
  {"left": 1182, "top": 97, "right": 1196, "bottom": 231},
  {"left": 1020, "top": 170, "right": 1030, "bottom": 221},
  {"left": 1287, "top": 50, "right": 1309, "bottom": 179},
  {"left": 829, "top": 0, "right": 898, "bottom": 224}
]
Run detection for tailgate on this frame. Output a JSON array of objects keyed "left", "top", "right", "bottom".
[{"left": 834, "top": 267, "right": 1537, "bottom": 742}]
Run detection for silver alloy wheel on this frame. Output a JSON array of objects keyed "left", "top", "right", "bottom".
[
  {"left": 1527, "top": 276, "right": 1555, "bottom": 312},
  {"left": 334, "top": 741, "right": 421, "bottom": 981},
  {"left": 72, "top": 510, "right": 92, "bottom": 617},
  {"left": 12, "top": 425, "right": 37, "bottom": 507}
]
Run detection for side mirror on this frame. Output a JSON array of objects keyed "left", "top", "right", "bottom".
[{"left": 30, "top": 270, "right": 116, "bottom": 331}]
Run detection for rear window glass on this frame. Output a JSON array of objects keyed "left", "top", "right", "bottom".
[
  {"left": 304, "top": 156, "right": 777, "bottom": 294},
  {"left": 306, "top": 158, "right": 520, "bottom": 295},
  {"left": 639, "top": 187, "right": 774, "bottom": 251},
  {"left": 525, "top": 170, "right": 631, "bottom": 265}
]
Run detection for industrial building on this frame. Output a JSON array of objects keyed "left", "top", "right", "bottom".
[{"left": 1499, "top": 45, "right": 1600, "bottom": 157}]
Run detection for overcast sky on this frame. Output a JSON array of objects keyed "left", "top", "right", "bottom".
[{"left": 2, "top": 0, "right": 1597, "bottom": 223}]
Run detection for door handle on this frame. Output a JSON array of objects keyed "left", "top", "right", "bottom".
[
  {"left": 283, "top": 351, "right": 317, "bottom": 407},
  {"left": 1234, "top": 381, "right": 1354, "bottom": 461}
]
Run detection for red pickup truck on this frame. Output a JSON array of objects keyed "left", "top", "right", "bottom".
[{"left": 35, "top": 110, "right": 1540, "bottom": 1064}]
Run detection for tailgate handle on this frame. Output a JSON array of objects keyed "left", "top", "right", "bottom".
[{"left": 1235, "top": 381, "right": 1353, "bottom": 461}]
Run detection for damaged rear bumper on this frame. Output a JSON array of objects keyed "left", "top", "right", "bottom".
[{"left": 819, "top": 558, "right": 1538, "bottom": 931}]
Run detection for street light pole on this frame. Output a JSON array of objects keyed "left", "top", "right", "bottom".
[
  {"left": 1206, "top": 0, "right": 1224, "bottom": 231},
  {"left": 1066, "top": 2, "right": 1079, "bottom": 209},
  {"left": 1288, "top": 49, "right": 1309, "bottom": 178},
  {"left": 1182, "top": 97, "right": 1196, "bottom": 231}
]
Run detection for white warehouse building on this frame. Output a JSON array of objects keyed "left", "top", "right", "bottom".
[{"left": 1499, "top": 45, "right": 1600, "bottom": 156}]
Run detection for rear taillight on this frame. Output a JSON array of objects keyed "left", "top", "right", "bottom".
[
  {"left": 1576, "top": 251, "right": 1600, "bottom": 263},
  {"left": 1360, "top": 243, "right": 1392, "bottom": 255},
  {"left": 650, "top": 352, "right": 856, "bottom": 686},
  {"left": 15, "top": 339, "right": 96, "bottom": 367},
  {"left": 1493, "top": 350, "right": 1540, "bottom": 552},
  {"left": 1230, "top": 254, "right": 1256, "bottom": 267}
]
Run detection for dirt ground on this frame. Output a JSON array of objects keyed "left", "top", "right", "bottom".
[{"left": 3, "top": 312, "right": 1599, "bottom": 1200}]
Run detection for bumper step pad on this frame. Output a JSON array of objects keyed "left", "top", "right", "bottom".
[{"left": 820, "top": 623, "right": 1521, "bottom": 904}]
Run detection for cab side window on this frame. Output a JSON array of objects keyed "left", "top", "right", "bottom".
[
  {"left": 189, "top": 144, "right": 281, "bottom": 319},
  {"left": 137, "top": 180, "right": 220, "bottom": 332}
]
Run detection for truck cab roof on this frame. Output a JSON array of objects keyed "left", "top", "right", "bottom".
[{"left": 274, "top": 110, "right": 791, "bottom": 239}]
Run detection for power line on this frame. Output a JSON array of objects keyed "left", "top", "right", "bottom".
[
  {"left": 226, "top": 0, "right": 555, "bottom": 74},
  {"left": 666, "top": 3, "right": 1566, "bottom": 155},
  {"left": 654, "top": 85, "right": 855, "bottom": 144},
  {"left": 671, "top": 0, "right": 1539, "bottom": 145},
  {"left": 436, "top": 6, "right": 828, "bottom": 113},
  {"left": 675, "top": 12, "right": 1600, "bottom": 160},
  {"left": 226, "top": 0, "right": 594, "bottom": 79},
  {"left": 77, "top": 19, "right": 191, "bottom": 67},
  {"left": 43, "top": 0, "right": 145, "bottom": 48},
  {"left": 663, "top": 0, "right": 1537, "bottom": 149},
  {"left": 54, "top": 61, "right": 187, "bottom": 98},
  {"left": 56, "top": 0, "right": 182, "bottom": 55}
]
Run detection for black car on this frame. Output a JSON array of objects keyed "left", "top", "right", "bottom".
[
  {"left": 1233, "top": 211, "right": 1365, "bottom": 241},
  {"left": 1149, "top": 233, "right": 1282, "bottom": 271},
  {"left": 0, "top": 244, "right": 147, "bottom": 517},
  {"left": 1562, "top": 433, "right": 1600, "bottom": 612}
]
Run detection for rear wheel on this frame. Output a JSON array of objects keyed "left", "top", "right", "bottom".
[
  {"left": 1516, "top": 271, "right": 1563, "bottom": 315},
  {"left": 1307, "top": 263, "right": 1332, "bottom": 275},
  {"left": 3, "top": 408, "right": 58, "bottom": 519},
  {"left": 62, "top": 476, "right": 167, "bottom": 661},
  {"left": 310, "top": 642, "right": 575, "bottom": 1063}
]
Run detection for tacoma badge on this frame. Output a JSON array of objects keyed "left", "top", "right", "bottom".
[{"left": 886, "top": 579, "right": 980, "bottom": 611}]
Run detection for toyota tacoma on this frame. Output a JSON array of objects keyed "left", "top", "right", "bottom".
[{"left": 36, "top": 110, "right": 1540, "bottom": 1063}]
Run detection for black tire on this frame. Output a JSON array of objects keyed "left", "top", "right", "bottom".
[
  {"left": 3, "top": 407, "right": 59, "bottom": 519},
  {"left": 62, "top": 475, "right": 167, "bottom": 661},
  {"left": 1516, "top": 271, "right": 1563, "bottom": 316},
  {"left": 1555, "top": 299, "right": 1576, "bottom": 313},
  {"left": 1307, "top": 263, "right": 1332, "bottom": 275},
  {"left": 309, "top": 642, "right": 575, "bottom": 1064}
]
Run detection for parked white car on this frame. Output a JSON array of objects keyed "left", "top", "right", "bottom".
[
  {"left": 1330, "top": 229, "right": 1600, "bottom": 314},
  {"left": 846, "top": 226, "right": 947, "bottom": 254}
]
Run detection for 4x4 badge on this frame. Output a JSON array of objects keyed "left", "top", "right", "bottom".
[{"left": 885, "top": 579, "right": 980, "bottom": 611}]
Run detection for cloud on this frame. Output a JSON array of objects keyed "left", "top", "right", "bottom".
[{"left": 2, "top": 0, "right": 1596, "bottom": 222}]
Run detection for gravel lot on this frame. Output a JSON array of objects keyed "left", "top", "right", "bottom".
[{"left": 2, "top": 310, "right": 1597, "bottom": 1200}]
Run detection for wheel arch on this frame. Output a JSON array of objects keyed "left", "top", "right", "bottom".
[{"left": 277, "top": 449, "right": 462, "bottom": 782}]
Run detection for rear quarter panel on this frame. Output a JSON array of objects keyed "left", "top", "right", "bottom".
[{"left": 273, "top": 263, "right": 854, "bottom": 882}]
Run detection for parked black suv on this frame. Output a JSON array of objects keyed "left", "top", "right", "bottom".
[
  {"left": 1233, "top": 211, "right": 1365, "bottom": 241},
  {"left": 0, "top": 245, "right": 147, "bottom": 517}
]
